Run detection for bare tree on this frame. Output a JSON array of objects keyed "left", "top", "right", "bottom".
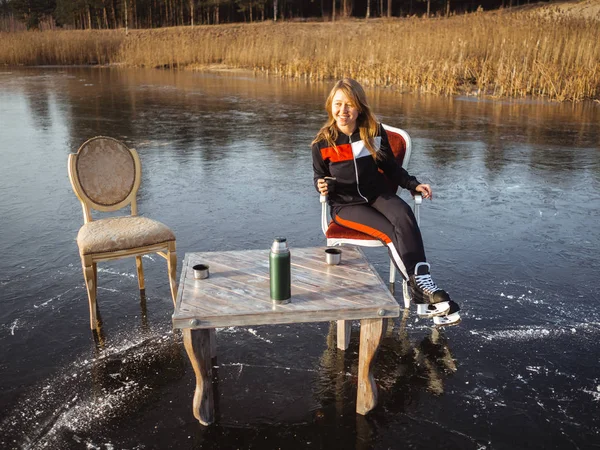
[{"left": 131, "top": 0, "right": 137, "bottom": 28}]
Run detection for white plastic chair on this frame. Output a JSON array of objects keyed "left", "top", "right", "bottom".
[{"left": 319, "top": 124, "right": 423, "bottom": 312}]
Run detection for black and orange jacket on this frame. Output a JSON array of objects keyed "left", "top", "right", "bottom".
[{"left": 312, "top": 124, "right": 421, "bottom": 207}]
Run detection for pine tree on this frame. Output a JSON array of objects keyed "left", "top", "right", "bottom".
[{"left": 9, "top": 0, "right": 55, "bottom": 29}]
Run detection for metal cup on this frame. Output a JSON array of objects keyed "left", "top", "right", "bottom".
[
  {"left": 193, "top": 264, "right": 209, "bottom": 279},
  {"left": 324, "top": 176, "right": 336, "bottom": 194},
  {"left": 325, "top": 248, "right": 342, "bottom": 265}
]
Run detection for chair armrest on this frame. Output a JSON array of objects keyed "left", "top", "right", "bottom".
[
  {"left": 412, "top": 193, "right": 422, "bottom": 226},
  {"left": 320, "top": 195, "right": 329, "bottom": 236}
]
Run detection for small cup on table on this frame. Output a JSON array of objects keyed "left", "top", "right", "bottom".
[
  {"left": 193, "top": 264, "right": 210, "bottom": 279},
  {"left": 325, "top": 248, "right": 342, "bottom": 265}
]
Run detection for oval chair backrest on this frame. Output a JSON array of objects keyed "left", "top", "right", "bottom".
[
  {"left": 68, "top": 136, "right": 141, "bottom": 222},
  {"left": 381, "top": 124, "right": 413, "bottom": 194}
]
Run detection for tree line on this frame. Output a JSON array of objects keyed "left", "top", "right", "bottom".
[{"left": 1, "top": 0, "right": 546, "bottom": 30}]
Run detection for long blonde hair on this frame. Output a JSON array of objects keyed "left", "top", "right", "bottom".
[{"left": 312, "top": 78, "right": 379, "bottom": 159}]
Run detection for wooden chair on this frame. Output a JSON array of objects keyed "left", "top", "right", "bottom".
[
  {"left": 68, "top": 136, "right": 178, "bottom": 330},
  {"left": 320, "top": 124, "right": 423, "bottom": 348}
]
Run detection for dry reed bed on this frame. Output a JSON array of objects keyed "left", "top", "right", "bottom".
[
  {"left": 0, "top": 29, "right": 122, "bottom": 65},
  {"left": 1, "top": 11, "right": 599, "bottom": 101}
]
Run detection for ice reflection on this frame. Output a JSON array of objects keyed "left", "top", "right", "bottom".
[{"left": 316, "top": 311, "right": 458, "bottom": 411}]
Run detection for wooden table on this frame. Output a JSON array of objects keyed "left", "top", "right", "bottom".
[{"left": 172, "top": 246, "right": 400, "bottom": 425}]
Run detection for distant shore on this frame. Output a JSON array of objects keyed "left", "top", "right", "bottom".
[{"left": 1, "top": 6, "right": 599, "bottom": 102}]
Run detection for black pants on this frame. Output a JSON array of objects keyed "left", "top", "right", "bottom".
[{"left": 331, "top": 194, "right": 426, "bottom": 280}]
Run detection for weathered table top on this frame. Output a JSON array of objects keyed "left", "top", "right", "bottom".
[{"left": 172, "top": 246, "right": 400, "bottom": 329}]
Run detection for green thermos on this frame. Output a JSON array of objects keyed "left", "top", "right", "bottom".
[{"left": 269, "top": 237, "right": 291, "bottom": 303}]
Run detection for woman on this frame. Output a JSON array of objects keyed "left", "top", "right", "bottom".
[{"left": 312, "top": 78, "right": 460, "bottom": 326}]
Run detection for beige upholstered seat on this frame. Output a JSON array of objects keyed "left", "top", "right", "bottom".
[
  {"left": 77, "top": 216, "right": 175, "bottom": 255},
  {"left": 68, "top": 136, "right": 177, "bottom": 330}
]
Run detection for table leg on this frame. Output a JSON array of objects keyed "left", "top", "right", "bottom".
[
  {"left": 183, "top": 328, "right": 214, "bottom": 425},
  {"left": 356, "top": 318, "right": 384, "bottom": 415}
]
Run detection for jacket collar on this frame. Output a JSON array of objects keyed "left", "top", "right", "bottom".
[{"left": 335, "top": 128, "right": 361, "bottom": 144}]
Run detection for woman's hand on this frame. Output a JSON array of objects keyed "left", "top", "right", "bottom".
[
  {"left": 415, "top": 184, "right": 432, "bottom": 200},
  {"left": 317, "top": 178, "right": 329, "bottom": 195}
]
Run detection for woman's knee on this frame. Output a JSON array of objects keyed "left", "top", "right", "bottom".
[
  {"left": 392, "top": 205, "right": 420, "bottom": 234},
  {"left": 382, "top": 196, "right": 416, "bottom": 224}
]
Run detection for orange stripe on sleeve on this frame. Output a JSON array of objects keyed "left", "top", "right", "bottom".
[
  {"left": 334, "top": 216, "right": 393, "bottom": 244},
  {"left": 320, "top": 144, "right": 353, "bottom": 163}
]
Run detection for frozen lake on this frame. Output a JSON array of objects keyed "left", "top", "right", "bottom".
[{"left": 0, "top": 67, "right": 599, "bottom": 449}]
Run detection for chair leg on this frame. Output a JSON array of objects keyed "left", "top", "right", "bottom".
[
  {"left": 81, "top": 254, "right": 98, "bottom": 330},
  {"left": 337, "top": 320, "right": 351, "bottom": 350},
  {"left": 402, "top": 280, "right": 411, "bottom": 309},
  {"left": 389, "top": 258, "right": 396, "bottom": 284},
  {"left": 92, "top": 262, "right": 97, "bottom": 298},
  {"left": 167, "top": 241, "right": 178, "bottom": 306},
  {"left": 135, "top": 256, "right": 145, "bottom": 293}
]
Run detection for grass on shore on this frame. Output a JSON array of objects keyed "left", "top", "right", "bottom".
[{"left": 1, "top": 9, "right": 599, "bottom": 102}]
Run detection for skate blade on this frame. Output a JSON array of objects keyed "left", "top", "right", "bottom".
[
  {"left": 417, "top": 301, "right": 450, "bottom": 318},
  {"left": 433, "top": 313, "right": 461, "bottom": 328}
]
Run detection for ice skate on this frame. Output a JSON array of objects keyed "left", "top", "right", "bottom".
[
  {"left": 433, "top": 301, "right": 461, "bottom": 328},
  {"left": 410, "top": 262, "right": 451, "bottom": 318}
]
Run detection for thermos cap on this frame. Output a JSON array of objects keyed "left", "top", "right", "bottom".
[{"left": 271, "top": 237, "right": 290, "bottom": 254}]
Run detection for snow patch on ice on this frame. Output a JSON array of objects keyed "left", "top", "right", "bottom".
[
  {"left": 34, "top": 287, "right": 77, "bottom": 309},
  {"left": 470, "top": 323, "right": 599, "bottom": 342},
  {"left": 582, "top": 387, "right": 600, "bottom": 402},
  {"left": 217, "top": 362, "right": 317, "bottom": 373},
  {"left": 0, "top": 328, "right": 176, "bottom": 448},
  {"left": 9, "top": 319, "right": 19, "bottom": 335},
  {"left": 98, "top": 287, "right": 120, "bottom": 293},
  {"left": 247, "top": 328, "right": 273, "bottom": 344},
  {"left": 97, "top": 268, "right": 135, "bottom": 279}
]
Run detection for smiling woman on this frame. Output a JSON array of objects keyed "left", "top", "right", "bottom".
[
  {"left": 331, "top": 89, "right": 359, "bottom": 136},
  {"left": 311, "top": 78, "right": 460, "bottom": 327}
]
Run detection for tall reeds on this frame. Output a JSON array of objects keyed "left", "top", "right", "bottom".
[
  {"left": 0, "top": 29, "right": 122, "bottom": 65},
  {"left": 1, "top": 9, "right": 599, "bottom": 102}
]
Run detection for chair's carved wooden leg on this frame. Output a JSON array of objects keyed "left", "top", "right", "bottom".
[
  {"left": 81, "top": 254, "right": 98, "bottom": 330},
  {"left": 337, "top": 320, "right": 351, "bottom": 350},
  {"left": 357, "top": 318, "right": 384, "bottom": 415},
  {"left": 183, "top": 328, "right": 214, "bottom": 425},
  {"left": 167, "top": 241, "right": 178, "bottom": 306},
  {"left": 92, "top": 262, "right": 97, "bottom": 298},
  {"left": 135, "top": 256, "right": 145, "bottom": 293}
]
